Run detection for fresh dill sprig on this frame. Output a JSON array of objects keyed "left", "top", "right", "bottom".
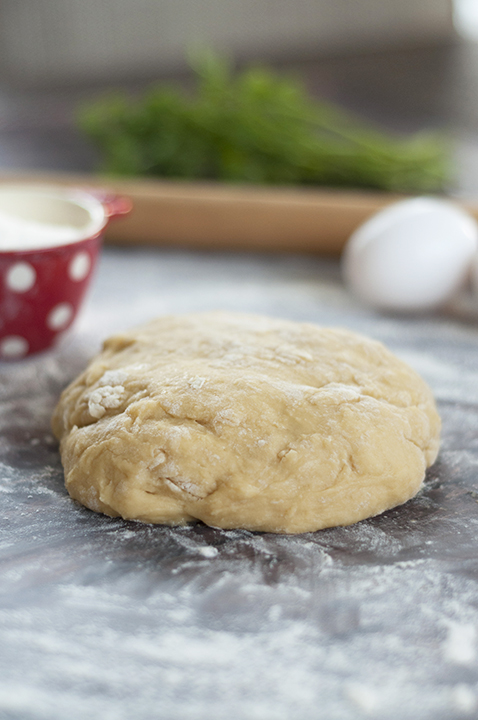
[{"left": 78, "top": 50, "right": 449, "bottom": 193}]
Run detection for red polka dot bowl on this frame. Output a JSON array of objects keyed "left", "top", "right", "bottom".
[{"left": 0, "top": 184, "right": 132, "bottom": 359}]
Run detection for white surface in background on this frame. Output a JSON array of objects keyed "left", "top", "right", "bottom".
[{"left": 454, "top": 0, "right": 478, "bottom": 40}]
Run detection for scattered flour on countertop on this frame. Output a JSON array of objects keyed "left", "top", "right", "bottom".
[
  {"left": 345, "top": 682, "right": 379, "bottom": 715},
  {"left": 451, "top": 684, "right": 477, "bottom": 714},
  {"left": 442, "top": 622, "right": 477, "bottom": 665},
  {"left": 395, "top": 350, "right": 478, "bottom": 404},
  {"left": 197, "top": 546, "right": 219, "bottom": 558},
  {"left": 1, "top": 554, "right": 478, "bottom": 720}
]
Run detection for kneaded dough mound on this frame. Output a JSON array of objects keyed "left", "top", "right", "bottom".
[{"left": 52, "top": 312, "right": 440, "bottom": 533}]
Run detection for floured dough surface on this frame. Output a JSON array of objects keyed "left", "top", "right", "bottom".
[{"left": 52, "top": 312, "right": 441, "bottom": 533}]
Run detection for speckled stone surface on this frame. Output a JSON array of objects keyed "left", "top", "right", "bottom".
[{"left": 1, "top": 248, "right": 478, "bottom": 719}]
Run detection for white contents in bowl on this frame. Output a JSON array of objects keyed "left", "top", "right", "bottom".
[
  {"left": 0, "top": 186, "right": 106, "bottom": 251},
  {"left": 0, "top": 216, "right": 84, "bottom": 251},
  {"left": 342, "top": 197, "right": 478, "bottom": 312}
]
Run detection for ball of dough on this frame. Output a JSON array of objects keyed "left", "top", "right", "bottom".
[{"left": 52, "top": 312, "right": 440, "bottom": 534}]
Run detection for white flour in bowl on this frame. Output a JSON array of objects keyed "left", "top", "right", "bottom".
[{"left": 0, "top": 214, "right": 85, "bottom": 251}]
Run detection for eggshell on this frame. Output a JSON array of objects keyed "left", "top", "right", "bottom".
[{"left": 342, "top": 197, "right": 478, "bottom": 311}]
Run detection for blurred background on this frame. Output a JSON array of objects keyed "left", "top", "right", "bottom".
[{"left": 1, "top": 0, "right": 478, "bottom": 193}]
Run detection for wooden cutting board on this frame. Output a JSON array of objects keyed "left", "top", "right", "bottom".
[{"left": 1, "top": 170, "right": 476, "bottom": 255}]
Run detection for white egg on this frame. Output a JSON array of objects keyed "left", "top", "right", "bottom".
[{"left": 342, "top": 197, "right": 478, "bottom": 311}]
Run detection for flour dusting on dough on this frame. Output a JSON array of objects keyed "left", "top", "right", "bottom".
[{"left": 87, "top": 385, "right": 127, "bottom": 419}]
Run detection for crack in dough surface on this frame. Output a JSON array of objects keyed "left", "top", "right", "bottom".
[{"left": 52, "top": 312, "right": 441, "bottom": 533}]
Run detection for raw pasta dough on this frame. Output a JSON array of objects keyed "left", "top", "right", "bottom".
[{"left": 52, "top": 312, "right": 441, "bottom": 533}]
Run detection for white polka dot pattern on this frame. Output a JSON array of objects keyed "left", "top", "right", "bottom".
[
  {"left": 0, "top": 335, "right": 29, "bottom": 358},
  {"left": 47, "top": 303, "right": 74, "bottom": 331},
  {"left": 6, "top": 262, "right": 36, "bottom": 292},
  {"left": 0, "top": 232, "right": 101, "bottom": 357},
  {"left": 69, "top": 252, "right": 91, "bottom": 281}
]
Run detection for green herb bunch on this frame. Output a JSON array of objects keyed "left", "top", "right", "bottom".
[{"left": 79, "top": 50, "right": 449, "bottom": 192}]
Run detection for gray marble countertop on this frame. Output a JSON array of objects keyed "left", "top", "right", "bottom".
[{"left": 1, "top": 246, "right": 478, "bottom": 719}]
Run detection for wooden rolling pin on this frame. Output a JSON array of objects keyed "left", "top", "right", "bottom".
[{"left": 1, "top": 170, "right": 477, "bottom": 255}]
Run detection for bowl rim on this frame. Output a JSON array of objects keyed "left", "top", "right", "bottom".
[{"left": 0, "top": 184, "right": 111, "bottom": 254}]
